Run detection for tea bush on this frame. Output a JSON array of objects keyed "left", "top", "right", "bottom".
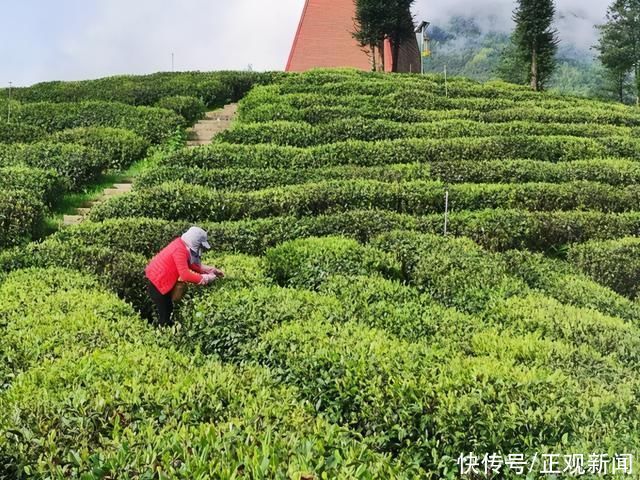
[
  {"left": 253, "top": 319, "right": 623, "bottom": 476},
  {"left": 373, "top": 231, "right": 527, "bottom": 313},
  {"left": 176, "top": 286, "right": 340, "bottom": 360},
  {"left": 155, "top": 95, "right": 206, "bottom": 124},
  {"left": 218, "top": 118, "right": 633, "bottom": 147},
  {"left": 52, "top": 211, "right": 415, "bottom": 256},
  {"left": 201, "top": 252, "right": 272, "bottom": 290},
  {"left": 134, "top": 163, "right": 432, "bottom": 191},
  {"left": 53, "top": 208, "right": 640, "bottom": 260},
  {"left": 243, "top": 86, "right": 640, "bottom": 126},
  {"left": 0, "top": 238, "right": 150, "bottom": 317},
  {"left": 319, "top": 277, "right": 622, "bottom": 386},
  {"left": 138, "top": 159, "right": 640, "bottom": 192},
  {"left": 90, "top": 179, "right": 639, "bottom": 224},
  {"left": 0, "top": 121, "right": 45, "bottom": 143},
  {"left": 264, "top": 236, "right": 401, "bottom": 289},
  {"left": 52, "top": 217, "right": 192, "bottom": 257},
  {"left": 0, "top": 343, "right": 406, "bottom": 478},
  {"left": 0, "top": 166, "right": 63, "bottom": 208},
  {"left": 50, "top": 126, "right": 149, "bottom": 170},
  {"left": 0, "top": 141, "right": 106, "bottom": 190},
  {"left": 11, "top": 101, "right": 183, "bottom": 143},
  {"left": 0, "top": 190, "right": 45, "bottom": 248},
  {"left": 163, "top": 135, "right": 638, "bottom": 171},
  {"left": 501, "top": 250, "right": 640, "bottom": 323},
  {"left": 568, "top": 237, "right": 640, "bottom": 299},
  {"left": 2, "top": 71, "right": 282, "bottom": 106},
  {"left": 275, "top": 75, "right": 591, "bottom": 102},
  {"left": 430, "top": 158, "right": 640, "bottom": 186},
  {"left": 0, "top": 271, "right": 405, "bottom": 478},
  {"left": 425, "top": 208, "right": 640, "bottom": 252},
  {"left": 245, "top": 81, "right": 629, "bottom": 111},
  {"left": 0, "top": 268, "right": 155, "bottom": 387},
  {"left": 319, "top": 274, "right": 480, "bottom": 351},
  {"left": 484, "top": 293, "right": 640, "bottom": 365}
]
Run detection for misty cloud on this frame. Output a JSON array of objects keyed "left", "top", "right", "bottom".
[
  {"left": 414, "top": 0, "right": 610, "bottom": 49},
  {"left": 1, "top": 0, "right": 612, "bottom": 86}
]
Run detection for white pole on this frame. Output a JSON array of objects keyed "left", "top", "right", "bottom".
[
  {"left": 444, "top": 189, "right": 449, "bottom": 235},
  {"left": 7, "top": 82, "right": 12, "bottom": 122},
  {"left": 444, "top": 65, "right": 448, "bottom": 97},
  {"left": 418, "top": 29, "right": 424, "bottom": 75},
  {"left": 420, "top": 29, "right": 424, "bottom": 75},
  {"left": 171, "top": 53, "right": 175, "bottom": 72}
]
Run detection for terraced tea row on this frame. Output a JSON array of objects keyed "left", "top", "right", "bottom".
[
  {"left": 3, "top": 68, "right": 640, "bottom": 479},
  {"left": 136, "top": 159, "right": 640, "bottom": 191},
  {"left": 217, "top": 118, "right": 640, "bottom": 147},
  {"left": 89, "top": 179, "right": 640, "bottom": 224},
  {"left": 0, "top": 269, "right": 406, "bottom": 478}
]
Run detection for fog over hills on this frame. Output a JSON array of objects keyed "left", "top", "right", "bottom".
[
  {"left": 414, "top": 0, "right": 609, "bottom": 51},
  {"left": 411, "top": 0, "right": 619, "bottom": 98}
]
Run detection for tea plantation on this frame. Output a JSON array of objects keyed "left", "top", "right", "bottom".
[{"left": 1, "top": 69, "right": 640, "bottom": 478}]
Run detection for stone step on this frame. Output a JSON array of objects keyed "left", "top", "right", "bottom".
[
  {"left": 63, "top": 215, "right": 84, "bottom": 226},
  {"left": 100, "top": 184, "right": 133, "bottom": 196},
  {"left": 189, "top": 132, "right": 223, "bottom": 139},
  {"left": 189, "top": 133, "right": 223, "bottom": 141},
  {"left": 204, "top": 113, "right": 235, "bottom": 121},
  {"left": 75, "top": 207, "right": 91, "bottom": 216},
  {"left": 187, "top": 140, "right": 211, "bottom": 147},
  {"left": 186, "top": 103, "right": 236, "bottom": 148},
  {"left": 197, "top": 120, "right": 230, "bottom": 124},
  {"left": 197, "top": 118, "right": 227, "bottom": 123},
  {"left": 202, "top": 118, "right": 233, "bottom": 124},
  {"left": 190, "top": 126, "right": 228, "bottom": 134},
  {"left": 192, "top": 124, "right": 222, "bottom": 131}
]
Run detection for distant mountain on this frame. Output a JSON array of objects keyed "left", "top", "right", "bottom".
[{"left": 422, "top": 16, "right": 613, "bottom": 99}]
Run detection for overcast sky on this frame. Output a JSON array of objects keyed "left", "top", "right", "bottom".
[{"left": 1, "top": 0, "right": 610, "bottom": 87}]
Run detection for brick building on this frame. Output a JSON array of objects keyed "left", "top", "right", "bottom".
[{"left": 286, "top": 0, "right": 421, "bottom": 73}]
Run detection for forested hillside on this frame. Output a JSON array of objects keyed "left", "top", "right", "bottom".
[{"left": 423, "top": 15, "right": 626, "bottom": 100}]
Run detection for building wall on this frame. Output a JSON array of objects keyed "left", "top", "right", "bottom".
[
  {"left": 286, "top": 0, "right": 372, "bottom": 72},
  {"left": 286, "top": 0, "right": 421, "bottom": 74},
  {"left": 396, "top": 38, "right": 422, "bottom": 74}
]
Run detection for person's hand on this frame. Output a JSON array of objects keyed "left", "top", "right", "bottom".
[
  {"left": 211, "top": 267, "right": 225, "bottom": 278},
  {"left": 202, "top": 265, "right": 225, "bottom": 278},
  {"left": 199, "top": 273, "right": 217, "bottom": 285}
]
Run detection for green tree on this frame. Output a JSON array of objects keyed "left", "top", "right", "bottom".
[
  {"left": 512, "top": 0, "right": 560, "bottom": 90},
  {"left": 353, "top": 0, "right": 386, "bottom": 71},
  {"left": 385, "top": 0, "right": 417, "bottom": 72},
  {"left": 353, "top": 0, "right": 416, "bottom": 72},
  {"left": 595, "top": 0, "right": 640, "bottom": 104},
  {"left": 497, "top": 35, "right": 529, "bottom": 84}
]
